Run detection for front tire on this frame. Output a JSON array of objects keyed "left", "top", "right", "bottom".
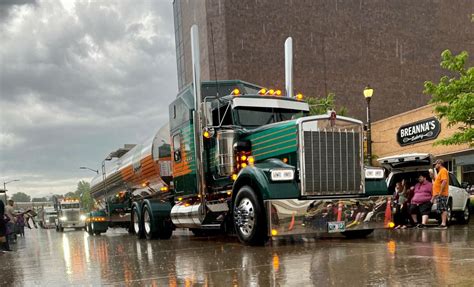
[{"left": 233, "top": 186, "right": 268, "bottom": 246}]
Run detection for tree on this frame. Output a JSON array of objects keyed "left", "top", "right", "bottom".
[
  {"left": 306, "top": 93, "right": 348, "bottom": 116},
  {"left": 11, "top": 192, "right": 31, "bottom": 202},
  {"left": 75, "top": 180, "right": 93, "bottom": 212},
  {"left": 424, "top": 50, "right": 474, "bottom": 147},
  {"left": 32, "top": 197, "right": 48, "bottom": 202},
  {"left": 64, "top": 192, "right": 78, "bottom": 199}
]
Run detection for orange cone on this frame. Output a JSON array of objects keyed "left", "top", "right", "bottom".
[
  {"left": 337, "top": 202, "right": 343, "bottom": 221},
  {"left": 288, "top": 212, "right": 295, "bottom": 231},
  {"left": 384, "top": 197, "right": 392, "bottom": 227}
]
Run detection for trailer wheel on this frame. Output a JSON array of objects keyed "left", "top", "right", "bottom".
[
  {"left": 132, "top": 206, "right": 144, "bottom": 239},
  {"left": 233, "top": 185, "right": 268, "bottom": 246},
  {"left": 143, "top": 206, "right": 158, "bottom": 240}
]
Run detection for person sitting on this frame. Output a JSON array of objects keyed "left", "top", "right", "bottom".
[{"left": 410, "top": 173, "right": 433, "bottom": 228}]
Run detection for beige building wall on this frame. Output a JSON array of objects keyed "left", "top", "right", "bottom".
[{"left": 372, "top": 104, "right": 472, "bottom": 160}]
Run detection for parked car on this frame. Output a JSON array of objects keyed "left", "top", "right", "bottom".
[{"left": 377, "top": 153, "right": 470, "bottom": 225}]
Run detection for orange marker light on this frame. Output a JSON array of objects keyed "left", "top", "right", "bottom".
[
  {"left": 271, "top": 229, "right": 278, "bottom": 236},
  {"left": 283, "top": 158, "right": 288, "bottom": 163},
  {"left": 160, "top": 186, "right": 169, "bottom": 192},
  {"left": 241, "top": 163, "right": 247, "bottom": 168},
  {"left": 232, "top": 88, "right": 241, "bottom": 96},
  {"left": 241, "top": 155, "right": 247, "bottom": 161},
  {"left": 268, "top": 89, "right": 275, "bottom": 95},
  {"left": 258, "top": 88, "right": 267, "bottom": 95},
  {"left": 248, "top": 156, "right": 255, "bottom": 165},
  {"left": 275, "top": 90, "right": 282, "bottom": 96},
  {"left": 231, "top": 174, "right": 238, "bottom": 181},
  {"left": 296, "top": 93, "right": 303, "bottom": 100},
  {"left": 203, "top": 130, "right": 211, "bottom": 138}
]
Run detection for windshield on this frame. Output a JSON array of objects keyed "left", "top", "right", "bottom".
[
  {"left": 61, "top": 203, "right": 80, "bottom": 209},
  {"left": 235, "top": 107, "right": 307, "bottom": 128}
]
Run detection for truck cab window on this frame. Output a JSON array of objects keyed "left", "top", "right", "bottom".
[
  {"left": 212, "top": 104, "right": 233, "bottom": 126},
  {"left": 235, "top": 107, "right": 307, "bottom": 128}
]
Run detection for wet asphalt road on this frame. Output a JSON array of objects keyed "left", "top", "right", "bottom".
[{"left": 1, "top": 224, "right": 474, "bottom": 286}]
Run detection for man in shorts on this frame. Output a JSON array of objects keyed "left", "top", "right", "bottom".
[{"left": 432, "top": 159, "right": 449, "bottom": 229}]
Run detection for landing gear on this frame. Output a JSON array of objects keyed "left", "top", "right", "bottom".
[{"left": 233, "top": 186, "right": 267, "bottom": 245}]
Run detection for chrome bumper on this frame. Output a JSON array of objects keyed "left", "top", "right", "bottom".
[{"left": 266, "top": 196, "right": 392, "bottom": 236}]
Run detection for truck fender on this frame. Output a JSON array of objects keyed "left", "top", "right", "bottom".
[{"left": 232, "top": 166, "right": 270, "bottom": 204}]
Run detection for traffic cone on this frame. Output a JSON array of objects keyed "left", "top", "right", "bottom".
[
  {"left": 384, "top": 197, "right": 392, "bottom": 227},
  {"left": 337, "top": 202, "right": 343, "bottom": 221}
]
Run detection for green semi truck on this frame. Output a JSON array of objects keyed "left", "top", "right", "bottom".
[{"left": 86, "top": 25, "right": 390, "bottom": 245}]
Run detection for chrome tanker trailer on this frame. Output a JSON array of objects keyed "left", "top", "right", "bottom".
[
  {"left": 86, "top": 25, "right": 391, "bottom": 244},
  {"left": 86, "top": 125, "right": 172, "bottom": 236}
]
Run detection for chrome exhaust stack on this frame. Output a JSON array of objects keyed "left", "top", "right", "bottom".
[
  {"left": 285, "top": 37, "right": 293, "bottom": 98},
  {"left": 171, "top": 25, "right": 207, "bottom": 228}
]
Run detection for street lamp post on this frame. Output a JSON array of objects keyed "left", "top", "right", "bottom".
[
  {"left": 363, "top": 85, "right": 374, "bottom": 165},
  {"left": 79, "top": 166, "right": 99, "bottom": 174},
  {"left": 3, "top": 179, "right": 20, "bottom": 202}
]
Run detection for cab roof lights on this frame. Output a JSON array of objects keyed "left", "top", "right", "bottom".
[{"left": 231, "top": 88, "right": 241, "bottom": 96}]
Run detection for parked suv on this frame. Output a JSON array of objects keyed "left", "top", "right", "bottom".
[{"left": 378, "top": 153, "right": 470, "bottom": 225}]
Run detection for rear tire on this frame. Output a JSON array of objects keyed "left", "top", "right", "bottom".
[
  {"left": 143, "top": 206, "right": 158, "bottom": 240},
  {"left": 132, "top": 206, "right": 144, "bottom": 239},
  {"left": 233, "top": 185, "right": 268, "bottom": 246},
  {"left": 342, "top": 229, "right": 374, "bottom": 238}
]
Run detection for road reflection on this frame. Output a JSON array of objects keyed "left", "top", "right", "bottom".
[{"left": 2, "top": 226, "right": 474, "bottom": 286}]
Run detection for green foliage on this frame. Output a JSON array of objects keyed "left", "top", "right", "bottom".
[
  {"left": 31, "top": 197, "right": 48, "bottom": 202},
  {"left": 75, "top": 180, "right": 93, "bottom": 212},
  {"left": 306, "top": 93, "right": 348, "bottom": 116},
  {"left": 11, "top": 192, "right": 31, "bottom": 202},
  {"left": 64, "top": 192, "right": 78, "bottom": 198},
  {"left": 424, "top": 50, "right": 474, "bottom": 147}
]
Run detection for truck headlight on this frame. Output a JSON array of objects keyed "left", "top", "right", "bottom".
[
  {"left": 80, "top": 215, "right": 86, "bottom": 221},
  {"left": 365, "top": 168, "right": 384, "bottom": 179},
  {"left": 60, "top": 216, "right": 67, "bottom": 221},
  {"left": 270, "top": 169, "right": 294, "bottom": 181}
]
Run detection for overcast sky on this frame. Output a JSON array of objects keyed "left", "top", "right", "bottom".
[{"left": 0, "top": 0, "right": 178, "bottom": 199}]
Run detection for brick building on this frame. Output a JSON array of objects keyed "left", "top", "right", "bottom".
[
  {"left": 372, "top": 104, "right": 473, "bottom": 184},
  {"left": 172, "top": 0, "right": 473, "bottom": 122}
]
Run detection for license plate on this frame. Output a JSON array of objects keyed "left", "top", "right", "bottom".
[{"left": 328, "top": 221, "right": 345, "bottom": 233}]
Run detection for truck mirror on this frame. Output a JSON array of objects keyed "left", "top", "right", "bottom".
[
  {"left": 202, "top": 102, "right": 213, "bottom": 126},
  {"left": 461, "top": 182, "right": 469, "bottom": 189},
  {"left": 174, "top": 150, "right": 182, "bottom": 162}
]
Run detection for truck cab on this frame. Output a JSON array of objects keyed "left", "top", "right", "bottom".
[
  {"left": 38, "top": 207, "right": 58, "bottom": 229},
  {"left": 55, "top": 199, "right": 86, "bottom": 232}
]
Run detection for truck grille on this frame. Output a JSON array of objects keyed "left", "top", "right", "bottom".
[
  {"left": 301, "top": 127, "right": 363, "bottom": 196},
  {"left": 64, "top": 210, "right": 80, "bottom": 221}
]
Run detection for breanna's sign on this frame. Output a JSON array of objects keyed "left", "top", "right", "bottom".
[{"left": 397, "top": 117, "right": 441, "bottom": 146}]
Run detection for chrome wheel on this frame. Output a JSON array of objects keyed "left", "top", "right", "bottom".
[
  {"left": 144, "top": 209, "right": 151, "bottom": 235},
  {"left": 133, "top": 209, "right": 140, "bottom": 234},
  {"left": 235, "top": 198, "right": 255, "bottom": 237}
]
